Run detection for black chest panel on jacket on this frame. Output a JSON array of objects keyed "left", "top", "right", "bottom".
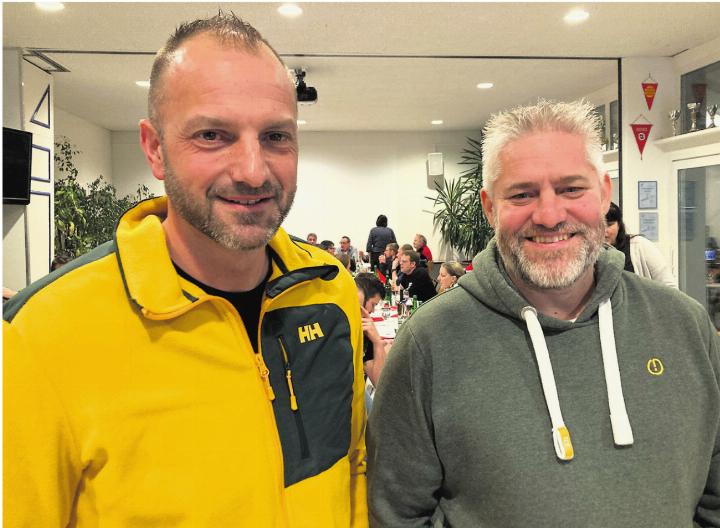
[{"left": 261, "top": 303, "right": 354, "bottom": 487}]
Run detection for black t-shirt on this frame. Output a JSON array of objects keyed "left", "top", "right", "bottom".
[
  {"left": 398, "top": 267, "right": 436, "bottom": 302},
  {"left": 174, "top": 263, "right": 269, "bottom": 353}
]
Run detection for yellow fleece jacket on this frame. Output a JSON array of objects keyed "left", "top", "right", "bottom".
[{"left": 4, "top": 197, "right": 368, "bottom": 527}]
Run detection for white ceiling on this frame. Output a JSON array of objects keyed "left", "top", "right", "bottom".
[{"left": 4, "top": 2, "right": 720, "bottom": 132}]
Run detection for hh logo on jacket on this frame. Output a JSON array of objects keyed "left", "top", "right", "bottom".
[{"left": 298, "top": 323, "right": 324, "bottom": 343}]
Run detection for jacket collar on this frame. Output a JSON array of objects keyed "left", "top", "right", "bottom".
[{"left": 115, "top": 197, "right": 339, "bottom": 318}]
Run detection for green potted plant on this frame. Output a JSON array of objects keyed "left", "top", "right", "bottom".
[
  {"left": 54, "top": 136, "right": 154, "bottom": 260},
  {"left": 428, "top": 136, "right": 494, "bottom": 260}
]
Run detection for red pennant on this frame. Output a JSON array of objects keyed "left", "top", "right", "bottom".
[
  {"left": 376, "top": 269, "right": 387, "bottom": 284},
  {"left": 630, "top": 123, "right": 652, "bottom": 159},
  {"left": 642, "top": 82, "right": 658, "bottom": 110}
]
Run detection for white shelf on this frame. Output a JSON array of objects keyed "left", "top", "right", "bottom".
[
  {"left": 602, "top": 149, "right": 618, "bottom": 163},
  {"left": 654, "top": 127, "right": 720, "bottom": 152}
]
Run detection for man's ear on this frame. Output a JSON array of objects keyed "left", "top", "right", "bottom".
[
  {"left": 600, "top": 172, "right": 612, "bottom": 214},
  {"left": 139, "top": 119, "right": 166, "bottom": 182},
  {"left": 480, "top": 187, "right": 495, "bottom": 227}
]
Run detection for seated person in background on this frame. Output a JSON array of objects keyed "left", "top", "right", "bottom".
[
  {"left": 605, "top": 202, "right": 677, "bottom": 289},
  {"left": 306, "top": 232, "right": 317, "bottom": 245},
  {"left": 392, "top": 243, "right": 414, "bottom": 291},
  {"left": 336, "top": 252, "right": 352, "bottom": 271},
  {"left": 437, "top": 261, "right": 466, "bottom": 293},
  {"left": 398, "top": 250, "right": 436, "bottom": 302},
  {"left": 377, "top": 243, "right": 398, "bottom": 278},
  {"left": 337, "top": 236, "right": 359, "bottom": 272},
  {"left": 413, "top": 234, "right": 434, "bottom": 270},
  {"left": 319, "top": 240, "right": 336, "bottom": 255},
  {"left": 354, "top": 273, "right": 390, "bottom": 387}
]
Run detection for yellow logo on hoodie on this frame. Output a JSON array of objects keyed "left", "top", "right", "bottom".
[{"left": 647, "top": 358, "right": 664, "bottom": 376}]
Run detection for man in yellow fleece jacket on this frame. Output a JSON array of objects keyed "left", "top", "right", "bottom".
[{"left": 4, "top": 12, "right": 367, "bottom": 527}]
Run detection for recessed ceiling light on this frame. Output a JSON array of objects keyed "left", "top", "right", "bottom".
[
  {"left": 278, "top": 3, "right": 303, "bottom": 17},
  {"left": 564, "top": 8, "right": 589, "bottom": 24},
  {"left": 135, "top": 80, "right": 150, "bottom": 88},
  {"left": 431, "top": 120, "right": 444, "bottom": 125},
  {"left": 476, "top": 82, "right": 494, "bottom": 89},
  {"left": 35, "top": 2, "right": 64, "bottom": 11},
  {"left": 297, "top": 120, "right": 307, "bottom": 125}
]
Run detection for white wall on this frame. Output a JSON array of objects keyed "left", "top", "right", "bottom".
[
  {"left": 3, "top": 48, "right": 28, "bottom": 291},
  {"left": 111, "top": 130, "right": 160, "bottom": 198},
  {"left": 54, "top": 106, "right": 113, "bottom": 185},
  {"left": 111, "top": 128, "right": 481, "bottom": 261}
]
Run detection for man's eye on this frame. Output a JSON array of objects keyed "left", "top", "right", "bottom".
[
  {"left": 562, "top": 187, "right": 584, "bottom": 195},
  {"left": 510, "top": 192, "right": 531, "bottom": 200},
  {"left": 264, "top": 131, "right": 298, "bottom": 145},
  {"left": 198, "top": 131, "right": 221, "bottom": 141}
]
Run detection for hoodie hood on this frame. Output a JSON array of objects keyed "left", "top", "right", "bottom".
[{"left": 458, "top": 237, "right": 626, "bottom": 328}]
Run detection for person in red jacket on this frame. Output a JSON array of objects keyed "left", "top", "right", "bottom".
[{"left": 413, "top": 233, "right": 434, "bottom": 270}]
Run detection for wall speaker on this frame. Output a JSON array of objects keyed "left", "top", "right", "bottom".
[
  {"left": 427, "top": 152, "right": 444, "bottom": 176},
  {"left": 427, "top": 152, "right": 445, "bottom": 190}
]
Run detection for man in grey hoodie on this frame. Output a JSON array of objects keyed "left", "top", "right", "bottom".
[{"left": 367, "top": 100, "right": 720, "bottom": 527}]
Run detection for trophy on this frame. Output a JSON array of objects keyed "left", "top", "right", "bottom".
[
  {"left": 708, "top": 104, "right": 717, "bottom": 129},
  {"left": 669, "top": 110, "right": 681, "bottom": 136},
  {"left": 598, "top": 116, "right": 607, "bottom": 150},
  {"left": 688, "top": 102, "right": 701, "bottom": 132}
]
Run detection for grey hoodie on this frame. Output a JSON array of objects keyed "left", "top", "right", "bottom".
[{"left": 368, "top": 239, "right": 720, "bottom": 527}]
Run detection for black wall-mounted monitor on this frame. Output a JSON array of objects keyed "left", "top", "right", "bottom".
[{"left": 3, "top": 127, "right": 33, "bottom": 206}]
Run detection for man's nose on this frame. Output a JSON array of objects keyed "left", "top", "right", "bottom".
[
  {"left": 531, "top": 192, "right": 567, "bottom": 229},
  {"left": 228, "top": 136, "right": 267, "bottom": 187}
]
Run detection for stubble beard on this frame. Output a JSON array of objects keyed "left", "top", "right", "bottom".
[
  {"left": 495, "top": 215, "right": 607, "bottom": 290},
  {"left": 163, "top": 157, "right": 296, "bottom": 252}
]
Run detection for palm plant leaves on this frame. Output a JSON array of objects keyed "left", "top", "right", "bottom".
[
  {"left": 427, "top": 136, "right": 494, "bottom": 259},
  {"left": 54, "top": 137, "right": 154, "bottom": 259}
]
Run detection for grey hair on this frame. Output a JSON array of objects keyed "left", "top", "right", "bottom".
[
  {"left": 148, "top": 10, "right": 288, "bottom": 132},
  {"left": 481, "top": 99, "right": 605, "bottom": 196}
]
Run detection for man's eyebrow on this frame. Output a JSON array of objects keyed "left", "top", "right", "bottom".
[
  {"left": 180, "top": 116, "right": 298, "bottom": 132},
  {"left": 181, "top": 116, "right": 233, "bottom": 131},
  {"left": 503, "top": 175, "right": 588, "bottom": 194}
]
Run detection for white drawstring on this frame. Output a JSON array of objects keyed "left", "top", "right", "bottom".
[
  {"left": 598, "top": 299, "right": 634, "bottom": 446},
  {"left": 521, "top": 299, "right": 634, "bottom": 462},
  {"left": 521, "top": 306, "right": 574, "bottom": 461}
]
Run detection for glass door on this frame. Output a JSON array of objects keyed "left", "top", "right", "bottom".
[{"left": 678, "top": 164, "right": 720, "bottom": 330}]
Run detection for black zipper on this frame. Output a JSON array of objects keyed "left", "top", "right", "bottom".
[{"left": 277, "top": 335, "right": 310, "bottom": 460}]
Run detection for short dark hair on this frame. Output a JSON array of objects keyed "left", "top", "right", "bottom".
[
  {"left": 319, "top": 240, "right": 335, "bottom": 251},
  {"left": 400, "top": 243, "right": 413, "bottom": 252},
  {"left": 376, "top": 214, "right": 388, "bottom": 227},
  {"left": 386, "top": 243, "right": 399, "bottom": 253},
  {"left": 51, "top": 255, "right": 71, "bottom": 271},
  {"left": 403, "top": 250, "right": 420, "bottom": 265},
  {"left": 307, "top": 232, "right": 317, "bottom": 240},
  {"left": 341, "top": 236, "right": 350, "bottom": 243},
  {"left": 354, "top": 273, "right": 385, "bottom": 302},
  {"left": 148, "top": 10, "right": 286, "bottom": 131}
]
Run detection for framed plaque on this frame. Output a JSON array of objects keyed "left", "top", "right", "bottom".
[
  {"left": 639, "top": 212, "right": 659, "bottom": 241},
  {"left": 638, "top": 181, "right": 657, "bottom": 209}
]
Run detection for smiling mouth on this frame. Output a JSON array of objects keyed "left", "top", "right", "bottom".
[
  {"left": 526, "top": 233, "right": 576, "bottom": 244},
  {"left": 218, "top": 196, "right": 272, "bottom": 206}
]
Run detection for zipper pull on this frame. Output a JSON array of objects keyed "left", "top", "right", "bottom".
[
  {"left": 278, "top": 337, "right": 300, "bottom": 412},
  {"left": 255, "top": 353, "right": 275, "bottom": 401},
  {"left": 286, "top": 370, "right": 299, "bottom": 411}
]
